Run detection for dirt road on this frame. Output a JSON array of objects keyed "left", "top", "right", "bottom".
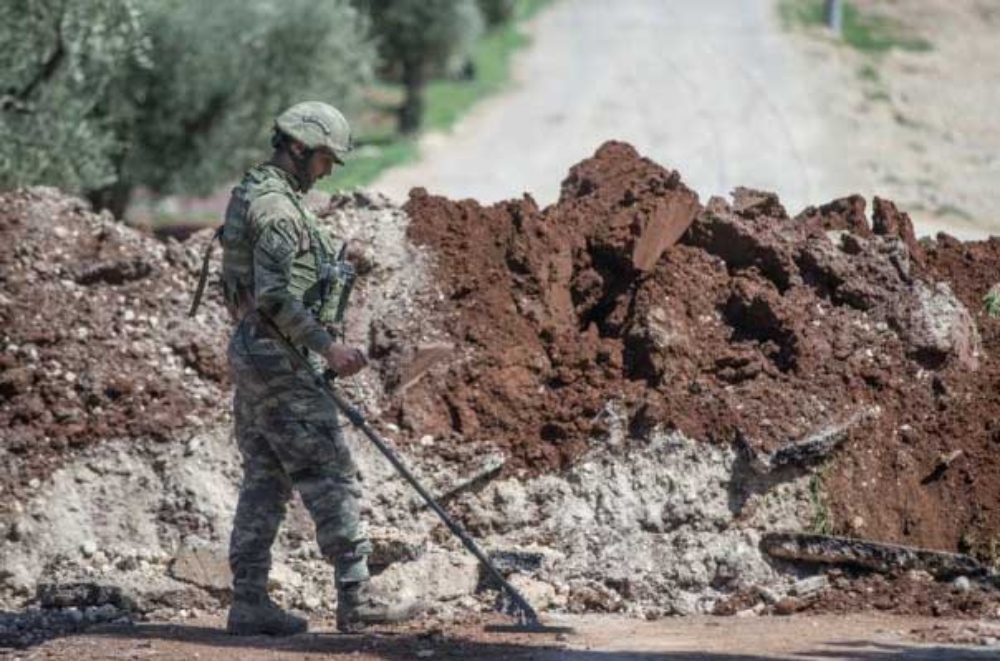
[
  {"left": 14, "top": 614, "right": 999, "bottom": 660},
  {"left": 373, "top": 0, "right": 855, "bottom": 216},
  {"left": 372, "top": 0, "right": 1000, "bottom": 239}
]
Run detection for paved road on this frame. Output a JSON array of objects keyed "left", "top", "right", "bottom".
[{"left": 372, "top": 0, "right": 851, "bottom": 215}]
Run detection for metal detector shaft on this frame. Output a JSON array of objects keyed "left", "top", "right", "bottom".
[
  {"left": 260, "top": 317, "right": 540, "bottom": 625},
  {"left": 325, "top": 387, "right": 541, "bottom": 625}
]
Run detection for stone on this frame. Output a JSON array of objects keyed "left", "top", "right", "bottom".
[
  {"left": 774, "top": 597, "right": 805, "bottom": 615},
  {"left": 36, "top": 583, "right": 135, "bottom": 612},
  {"left": 789, "top": 575, "right": 828, "bottom": 597},
  {"left": 952, "top": 576, "right": 972, "bottom": 593},
  {"left": 367, "top": 528, "right": 425, "bottom": 570},
  {"left": 907, "top": 281, "right": 981, "bottom": 371},
  {"left": 167, "top": 542, "right": 232, "bottom": 594},
  {"left": 506, "top": 575, "right": 557, "bottom": 611},
  {"left": 268, "top": 562, "right": 303, "bottom": 592}
]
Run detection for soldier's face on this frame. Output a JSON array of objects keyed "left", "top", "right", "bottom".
[{"left": 307, "top": 150, "right": 337, "bottom": 184}]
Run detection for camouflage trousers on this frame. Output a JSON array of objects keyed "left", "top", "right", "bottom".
[{"left": 227, "top": 314, "right": 371, "bottom": 591}]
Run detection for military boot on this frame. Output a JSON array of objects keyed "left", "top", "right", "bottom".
[
  {"left": 227, "top": 590, "right": 308, "bottom": 636},
  {"left": 335, "top": 581, "right": 422, "bottom": 633}
]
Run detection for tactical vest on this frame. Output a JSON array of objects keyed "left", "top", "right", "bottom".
[{"left": 188, "top": 164, "right": 354, "bottom": 335}]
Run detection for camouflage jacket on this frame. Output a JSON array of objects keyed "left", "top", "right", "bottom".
[{"left": 221, "top": 163, "right": 340, "bottom": 355}]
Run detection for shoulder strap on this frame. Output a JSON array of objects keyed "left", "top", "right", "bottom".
[{"left": 188, "top": 225, "right": 224, "bottom": 317}]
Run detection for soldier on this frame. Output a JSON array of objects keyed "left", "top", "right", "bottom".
[{"left": 218, "top": 102, "right": 418, "bottom": 635}]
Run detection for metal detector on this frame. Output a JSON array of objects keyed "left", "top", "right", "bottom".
[{"left": 264, "top": 319, "right": 573, "bottom": 635}]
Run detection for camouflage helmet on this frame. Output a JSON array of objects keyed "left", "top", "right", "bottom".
[{"left": 274, "top": 101, "right": 352, "bottom": 164}]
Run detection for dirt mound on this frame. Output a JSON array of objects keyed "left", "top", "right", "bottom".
[
  {"left": 396, "top": 140, "right": 1000, "bottom": 561},
  {"left": 4, "top": 146, "right": 1000, "bottom": 631},
  {"left": 0, "top": 188, "right": 230, "bottom": 508}
]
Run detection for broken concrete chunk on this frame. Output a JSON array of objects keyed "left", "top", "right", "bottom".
[
  {"left": 789, "top": 575, "right": 829, "bottom": 597},
  {"left": 762, "top": 532, "right": 986, "bottom": 580},
  {"left": 167, "top": 542, "right": 232, "bottom": 594}
]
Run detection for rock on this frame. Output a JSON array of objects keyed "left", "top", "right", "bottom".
[
  {"left": 36, "top": 583, "right": 136, "bottom": 613},
  {"left": 506, "top": 575, "right": 557, "bottom": 611},
  {"left": 906, "top": 281, "right": 981, "bottom": 371},
  {"left": 367, "top": 528, "right": 425, "bottom": 570},
  {"left": 796, "top": 194, "right": 872, "bottom": 237},
  {"left": 268, "top": 563, "right": 302, "bottom": 592},
  {"left": 754, "top": 586, "right": 781, "bottom": 605},
  {"left": 774, "top": 596, "right": 805, "bottom": 615},
  {"left": 80, "top": 541, "right": 97, "bottom": 559},
  {"left": 872, "top": 197, "right": 923, "bottom": 263},
  {"left": 789, "top": 575, "right": 829, "bottom": 597},
  {"left": 566, "top": 581, "right": 623, "bottom": 613},
  {"left": 952, "top": 576, "right": 972, "bottom": 593},
  {"left": 0, "top": 366, "right": 34, "bottom": 398},
  {"left": 734, "top": 605, "right": 760, "bottom": 618},
  {"left": 167, "top": 542, "right": 232, "bottom": 594},
  {"left": 374, "top": 550, "right": 479, "bottom": 604}
]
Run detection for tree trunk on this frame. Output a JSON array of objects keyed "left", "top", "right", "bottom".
[
  {"left": 399, "top": 59, "right": 426, "bottom": 134},
  {"left": 86, "top": 180, "right": 133, "bottom": 220}
]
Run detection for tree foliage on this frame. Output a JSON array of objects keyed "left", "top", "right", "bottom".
[
  {"left": 359, "top": 0, "right": 483, "bottom": 133},
  {"left": 0, "top": 0, "right": 148, "bottom": 194},
  {"left": 115, "top": 0, "right": 375, "bottom": 205},
  {"left": 478, "top": 0, "right": 517, "bottom": 27},
  {"left": 1, "top": 0, "right": 376, "bottom": 216}
]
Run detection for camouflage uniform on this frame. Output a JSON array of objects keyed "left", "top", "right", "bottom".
[{"left": 224, "top": 163, "right": 371, "bottom": 598}]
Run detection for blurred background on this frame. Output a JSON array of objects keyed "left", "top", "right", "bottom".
[{"left": 2, "top": 0, "right": 997, "bottom": 238}]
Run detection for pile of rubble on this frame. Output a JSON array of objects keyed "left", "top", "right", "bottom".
[
  {"left": 3, "top": 143, "right": 1000, "bottom": 649},
  {"left": 0, "top": 189, "right": 231, "bottom": 509}
]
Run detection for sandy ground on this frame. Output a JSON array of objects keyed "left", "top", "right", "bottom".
[
  {"left": 8, "top": 613, "right": 1000, "bottom": 660},
  {"left": 371, "top": 0, "right": 1000, "bottom": 239}
]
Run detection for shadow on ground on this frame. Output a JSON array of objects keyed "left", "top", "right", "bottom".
[{"left": 76, "top": 623, "right": 999, "bottom": 661}]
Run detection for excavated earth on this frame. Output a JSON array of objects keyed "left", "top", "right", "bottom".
[
  {"left": 3, "top": 142, "right": 1000, "bottom": 650},
  {"left": 0, "top": 190, "right": 231, "bottom": 509},
  {"left": 397, "top": 141, "right": 1000, "bottom": 556}
]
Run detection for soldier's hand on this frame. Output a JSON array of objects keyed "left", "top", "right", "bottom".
[{"left": 324, "top": 344, "right": 368, "bottom": 377}]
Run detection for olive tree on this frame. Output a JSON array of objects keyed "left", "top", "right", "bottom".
[
  {"left": 359, "top": 0, "right": 483, "bottom": 133},
  {"left": 94, "top": 0, "right": 376, "bottom": 216},
  {"left": 1, "top": 0, "right": 375, "bottom": 217},
  {"left": 0, "top": 0, "right": 149, "bottom": 194}
]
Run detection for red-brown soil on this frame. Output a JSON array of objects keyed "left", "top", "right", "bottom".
[
  {"left": 396, "top": 141, "right": 1000, "bottom": 561},
  {"left": 4, "top": 142, "right": 1000, "bottom": 571},
  {"left": 0, "top": 189, "right": 230, "bottom": 509}
]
